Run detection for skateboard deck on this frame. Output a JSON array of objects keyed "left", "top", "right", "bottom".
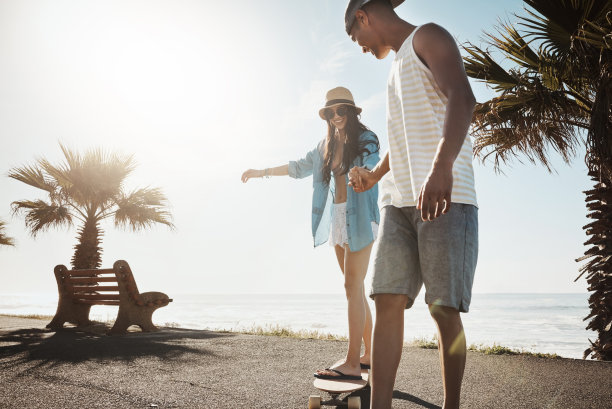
[{"left": 309, "top": 369, "right": 369, "bottom": 409}]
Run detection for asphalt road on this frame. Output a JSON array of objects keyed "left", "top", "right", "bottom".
[{"left": 0, "top": 316, "right": 611, "bottom": 408}]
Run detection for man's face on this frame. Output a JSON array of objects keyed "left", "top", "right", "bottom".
[{"left": 349, "top": 12, "right": 390, "bottom": 60}]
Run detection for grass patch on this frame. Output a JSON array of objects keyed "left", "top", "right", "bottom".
[
  {"left": 410, "top": 335, "right": 439, "bottom": 349},
  {"left": 0, "top": 315, "right": 563, "bottom": 359},
  {"left": 468, "top": 343, "right": 560, "bottom": 359},
  {"left": 0, "top": 313, "right": 54, "bottom": 320},
  {"left": 0, "top": 314, "right": 117, "bottom": 327},
  {"left": 469, "top": 344, "right": 519, "bottom": 355},
  {"left": 228, "top": 324, "right": 348, "bottom": 341},
  {"left": 406, "top": 334, "right": 560, "bottom": 359}
]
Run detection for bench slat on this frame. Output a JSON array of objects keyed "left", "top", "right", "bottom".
[
  {"left": 68, "top": 272, "right": 115, "bottom": 277},
  {"left": 66, "top": 269, "right": 114, "bottom": 277},
  {"left": 69, "top": 286, "right": 119, "bottom": 292},
  {"left": 67, "top": 277, "right": 118, "bottom": 284},
  {"left": 74, "top": 300, "right": 121, "bottom": 306},
  {"left": 75, "top": 294, "right": 121, "bottom": 300}
]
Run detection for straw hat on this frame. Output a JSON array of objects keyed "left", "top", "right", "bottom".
[{"left": 318, "top": 87, "right": 362, "bottom": 120}]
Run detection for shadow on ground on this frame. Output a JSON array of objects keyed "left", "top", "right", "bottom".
[
  {"left": 337, "top": 384, "right": 440, "bottom": 409},
  {"left": 393, "top": 390, "right": 441, "bottom": 408},
  {"left": 0, "top": 323, "right": 231, "bottom": 371}
]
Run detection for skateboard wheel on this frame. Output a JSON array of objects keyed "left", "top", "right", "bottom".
[
  {"left": 308, "top": 395, "right": 321, "bottom": 409},
  {"left": 348, "top": 396, "right": 361, "bottom": 409}
]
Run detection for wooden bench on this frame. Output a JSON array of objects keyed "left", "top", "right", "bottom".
[{"left": 47, "top": 260, "right": 172, "bottom": 334}]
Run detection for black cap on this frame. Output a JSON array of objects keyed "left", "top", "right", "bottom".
[{"left": 345, "top": 0, "right": 405, "bottom": 34}]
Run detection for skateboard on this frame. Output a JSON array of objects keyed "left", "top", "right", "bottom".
[{"left": 308, "top": 369, "right": 369, "bottom": 409}]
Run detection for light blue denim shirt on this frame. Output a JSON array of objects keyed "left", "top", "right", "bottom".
[{"left": 288, "top": 130, "right": 380, "bottom": 252}]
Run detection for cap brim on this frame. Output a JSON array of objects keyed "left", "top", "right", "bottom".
[{"left": 346, "top": 0, "right": 406, "bottom": 34}]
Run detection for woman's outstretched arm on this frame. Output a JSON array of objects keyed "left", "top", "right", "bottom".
[{"left": 241, "top": 164, "right": 289, "bottom": 183}]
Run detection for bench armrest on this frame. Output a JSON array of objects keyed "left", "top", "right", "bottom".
[{"left": 138, "top": 291, "right": 172, "bottom": 305}]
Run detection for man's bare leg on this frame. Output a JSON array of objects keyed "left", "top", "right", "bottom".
[
  {"left": 429, "top": 304, "right": 466, "bottom": 409},
  {"left": 371, "top": 293, "right": 408, "bottom": 409}
]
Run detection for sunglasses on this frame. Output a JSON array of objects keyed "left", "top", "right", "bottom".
[{"left": 323, "top": 105, "right": 349, "bottom": 120}]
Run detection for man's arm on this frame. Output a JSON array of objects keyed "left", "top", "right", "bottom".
[
  {"left": 413, "top": 23, "right": 476, "bottom": 221},
  {"left": 348, "top": 152, "right": 389, "bottom": 193}
]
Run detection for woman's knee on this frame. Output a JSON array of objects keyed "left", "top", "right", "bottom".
[{"left": 343, "top": 277, "right": 363, "bottom": 296}]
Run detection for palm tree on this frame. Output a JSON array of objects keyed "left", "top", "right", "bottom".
[
  {"left": 0, "top": 219, "right": 15, "bottom": 246},
  {"left": 463, "top": 0, "right": 611, "bottom": 360},
  {"left": 9, "top": 144, "right": 174, "bottom": 269}
]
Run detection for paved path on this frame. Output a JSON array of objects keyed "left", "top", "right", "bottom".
[{"left": 0, "top": 316, "right": 610, "bottom": 408}]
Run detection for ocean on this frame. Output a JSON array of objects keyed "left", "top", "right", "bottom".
[{"left": 0, "top": 292, "right": 595, "bottom": 359}]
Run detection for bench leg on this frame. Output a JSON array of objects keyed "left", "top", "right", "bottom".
[
  {"left": 108, "top": 305, "right": 160, "bottom": 334},
  {"left": 108, "top": 307, "right": 130, "bottom": 335},
  {"left": 47, "top": 301, "right": 92, "bottom": 330},
  {"left": 137, "top": 309, "right": 159, "bottom": 332},
  {"left": 46, "top": 316, "right": 66, "bottom": 330}
]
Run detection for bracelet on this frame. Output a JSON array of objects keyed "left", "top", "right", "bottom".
[{"left": 263, "top": 168, "right": 270, "bottom": 178}]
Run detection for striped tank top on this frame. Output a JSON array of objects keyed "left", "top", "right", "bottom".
[{"left": 380, "top": 24, "right": 478, "bottom": 208}]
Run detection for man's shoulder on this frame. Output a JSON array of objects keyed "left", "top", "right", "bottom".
[
  {"left": 413, "top": 23, "right": 452, "bottom": 41},
  {"left": 412, "top": 23, "right": 455, "bottom": 53}
]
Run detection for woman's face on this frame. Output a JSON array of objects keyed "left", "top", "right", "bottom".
[{"left": 325, "top": 105, "right": 348, "bottom": 131}]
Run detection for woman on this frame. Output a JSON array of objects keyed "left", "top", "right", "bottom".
[{"left": 241, "top": 87, "right": 380, "bottom": 380}]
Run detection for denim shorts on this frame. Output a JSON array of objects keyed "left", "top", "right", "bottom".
[{"left": 370, "top": 204, "right": 478, "bottom": 312}]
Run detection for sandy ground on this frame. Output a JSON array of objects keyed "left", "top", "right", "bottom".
[{"left": 0, "top": 315, "right": 611, "bottom": 408}]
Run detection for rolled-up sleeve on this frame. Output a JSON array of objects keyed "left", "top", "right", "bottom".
[
  {"left": 288, "top": 146, "right": 318, "bottom": 179},
  {"left": 360, "top": 132, "right": 380, "bottom": 170}
]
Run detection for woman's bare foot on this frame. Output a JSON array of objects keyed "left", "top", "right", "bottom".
[{"left": 315, "top": 359, "right": 361, "bottom": 378}]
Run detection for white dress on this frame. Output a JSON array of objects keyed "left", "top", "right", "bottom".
[{"left": 329, "top": 201, "right": 378, "bottom": 248}]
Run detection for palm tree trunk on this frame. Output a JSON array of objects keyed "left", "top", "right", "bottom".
[
  {"left": 577, "top": 66, "right": 612, "bottom": 361},
  {"left": 577, "top": 171, "right": 612, "bottom": 361},
  {"left": 71, "top": 217, "right": 103, "bottom": 269}
]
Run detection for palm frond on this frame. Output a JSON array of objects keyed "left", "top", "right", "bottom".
[
  {"left": 11, "top": 200, "right": 73, "bottom": 237},
  {"left": 471, "top": 74, "right": 586, "bottom": 171},
  {"left": 0, "top": 220, "right": 15, "bottom": 246},
  {"left": 520, "top": 5, "right": 574, "bottom": 57},
  {"left": 486, "top": 21, "right": 540, "bottom": 71},
  {"left": 113, "top": 188, "right": 174, "bottom": 231},
  {"left": 8, "top": 165, "right": 57, "bottom": 194},
  {"left": 39, "top": 144, "right": 136, "bottom": 209},
  {"left": 462, "top": 0, "right": 609, "bottom": 172},
  {"left": 520, "top": 0, "right": 609, "bottom": 57},
  {"left": 578, "top": 17, "right": 612, "bottom": 50},
  {"left": 463, "top": 43, "right": 520, "bottom": 92},
  {"left": 80, "top": 146, "right": 136, "bottom": 194}
]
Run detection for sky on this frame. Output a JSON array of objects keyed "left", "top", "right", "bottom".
[{"left": 0, "top": 0, "right": 592, "bottom": 296}]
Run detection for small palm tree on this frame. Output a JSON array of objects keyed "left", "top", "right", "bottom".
[
  {"left": 0, "top": 219, "right": 15, "bottom": 246},
  {"left": 463, "top": 0, "right": 611, "bottom": 360},
  {"left": 9, "top": 144, "right": 174, "bottom": 269}
]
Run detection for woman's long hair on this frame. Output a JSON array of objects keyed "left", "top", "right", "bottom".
[{"left": 322, "top": 105, "right": 380, "bottom": 186}]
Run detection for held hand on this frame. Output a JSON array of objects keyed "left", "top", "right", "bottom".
[
  {"left": 241, "top": 169, "right": 263, "bottom": 183},
  {"left": 348, "top": 166, "right": 377, "bottom": 193},
  {"left": 417, "top": 166, "right": 453, "bottom": 221}
]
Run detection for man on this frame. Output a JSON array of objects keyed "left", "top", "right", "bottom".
[{"left": 344, "top": 1, "right": 479, "bottom": 408}]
